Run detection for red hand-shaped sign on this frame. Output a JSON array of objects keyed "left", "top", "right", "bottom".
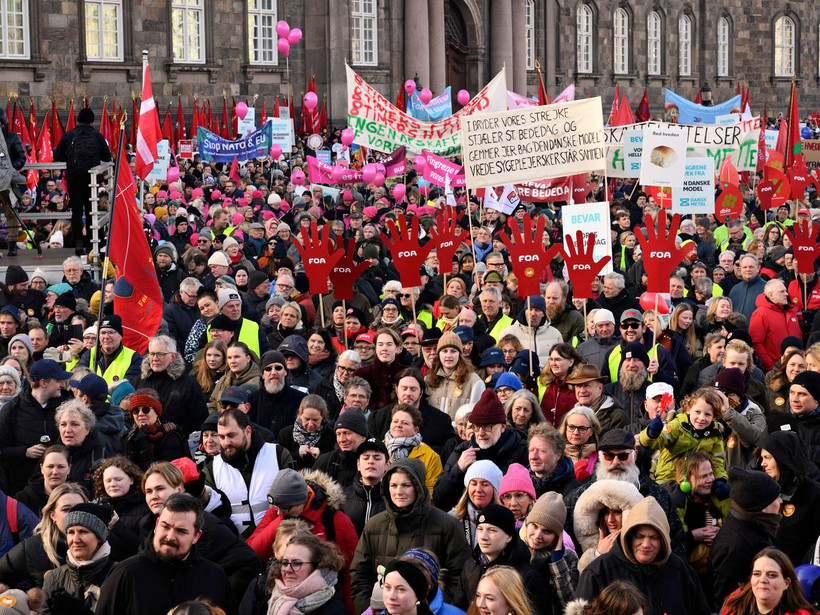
[
  {"left": 558, "top": 230, "right": 611, "bottom": 299},
  {"left": 380, "top": 216, "right": 433, "bottom": 288},
  {"left": 788, "top": 154, "right": 809, "bottom": 201},
  {"left": 329, "top": 241, "right": 371, "bottom": 301},
  {"left": 499, "top": 213, "right": 547, "bottom": 297},
  {"left": 635, "top": 210, "right": 695, "bottom": 293},
  {"left": 430, "top": 208, "right": 467, "bottom": 269},
  {"left": 715, "top": 183, "right": 743, "bottom": 223},
  {"left": 718, "top": 156, "right": 740, "bottom": 188},
  {"left": 785, "top": 219, "right": 820, "bottom": 274},
  {"left": 758, "top": 165, "right": 790, "bottom": 210},
  {"left": 294, "top": 220, "right": 344, "bottom": 295}
]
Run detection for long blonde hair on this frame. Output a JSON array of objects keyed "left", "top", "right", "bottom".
[
  {"left": 466, "top": 566, "right": 532, "bottom": 615},
  {"left": 37, "top": 483, "right": 88, "bottom": 566}
]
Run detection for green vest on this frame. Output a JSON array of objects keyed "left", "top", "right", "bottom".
[
  {"left": 88, "top": 346, "right": 137, "bottom": 385},
  {"left": 417, "top": 310, "right": 433, "bottom": 329},
  {"left": 608, "top": 344, "right": 660, "bottom": 383},
  {"left": 207, "top": 318, "right": 260, "bottom": 357},
  {"left": 487, "top": 314, "right": 514, "bottom": 343}
]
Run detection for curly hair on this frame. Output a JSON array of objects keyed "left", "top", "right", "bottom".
[{"left": 93, "top": 455, "right": 144, "bottom": 499}]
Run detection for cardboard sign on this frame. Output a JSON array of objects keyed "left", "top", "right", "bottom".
[
  {"left": 146, "top": 140, "right": 170, "bottom": 180},
  {"left": 803, "top": 139, "right": 820, "bottom": 163},
  {"left": 316, "top": 150, "right": 332, "bottom": 165},
  {"left": 237, "top": 107, "right": 256, "bottom": 137},
  {"left": 672, "top": 157, "right": 715, "bottom": 214},
  {"left": 561, "top": 202, "right": 613, "bottom": 275},
  {"left": 178, "top": 139, "right": 194, "bottom": 159},
  {"left": 461, "top": 98, "right": 606, "bottom": 188},
  {"left": 640, "top": 124, "right": 688, "bottom": 188}
]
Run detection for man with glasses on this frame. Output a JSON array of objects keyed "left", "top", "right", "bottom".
[
  {"left": 273, "top": 274, "right": 296, "bottom": 300},
  {"left": 577, "top": 309, "right": 620, "bottom": 377},
  {"left": 130, "top": 335, "right": 208, "bottom": 437},
  {"left": 603, "top": 309, "right": 677, "bottom": 391},
  {"left": 77, "top": 315, "right": 142, "bottom": 385},
  {"left": 208, "top": 251, "right": 231, "bottom": 279},
  {"left": 196, "top": 229, "right": 214, "bottom": 257},
  {"left": 61, "top": 256, "right": 99, "bottom": 302},
  {"left": 249, "top": 350, "right": 307, "bottom": 437},
  {"left": 563, "top": 428, "right": 686, "bottom": 560},
  {"left": 163, "top": 277, "right": 202, "bottom": 355},
  {"left": 315, "top": 351, "right": 363, "bottom": 419}
]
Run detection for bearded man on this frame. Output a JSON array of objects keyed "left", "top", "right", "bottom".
[
  {"left": 604, "top": 342, "right": 654, "bottom": 432},
  {"left": 544, "top": 281, "right": 585, "bottom": 343},
  {"left": 247, "top": 350, "right": 307, "bottom": 437}
]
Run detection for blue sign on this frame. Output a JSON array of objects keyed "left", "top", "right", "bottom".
[
  {"left": 407, "top": 87, "right": 452, "bottom": 121},
  {"left": 196, "top": 122, "right": 273, "bottom": 162},
  {"left": 664, "top": 89, "right": 742, "bottom": 125}
]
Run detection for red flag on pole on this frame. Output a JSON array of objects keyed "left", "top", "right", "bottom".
[
  {"left": 36, "top": 109, "right": 50, "bottom": 148},
  {"left": 229, "top": 156, "right": 241, "bottom": 185},
  {"left": 607, "top": 84, "right": 620, "bottom": 125},
  {"left": 636, "top": 89, "right": 650, "bottom": 122},
  {"left": 231, "top": 98, "right": 237, "bottom": 139},
  {"left": 319, "top": 97, "right": 327, "bottom": 133},
  {"left": 536, "top": 65, "right": 550, "bottom": 105},
  {"left": 611, "top": 94, "right": 635, "bottom": 126},
  {"left": 161, "top": 103, "right": 174, "bottom": 150},
  {"left": 694, "top": 91, "right": 702, "bottom": 105},
  {"left": 14, "top": 103, "right": 31, "bottom": 150},
  {"left": 775, "top": 118, "right": 788, "bottom": 158},
  {"left": 395, "top": 88, "right": 404, "bottom": 111},
  {"left": 38, "top": 120, "right": 53, "bottom": 164},
  {"left": 191, "top": 98, "right": 199, "bottom": 138},
  {"left": 757, "top": 103, "right": 767, "bottom": 172},
  {"left": 175, "top": 94, "right": 186, "bottom": 143},
  {"left": 100, "top": 99, "right": 112, "bottom": 150},
  {"left": 221, "top": 96, "right": 229, "bottom": 139},
  {"left": 51, "top": 100, "right": 64, "bottom": 145},
  {"left": 66, "top": 99, "right": 76, "bottom": 132},
  {"left": 130, "top": 96, "right": 139, "bottom": 147},
  {"left": 261, "top": 100, "right": 267, "bottom": 125},
  {"left": 273, "top": 96, "right": 280, "bottom": 118},
  {"left": 110, "top": 138, "right": 163, "bottom": 354},
  {"left": 135, "top": 60, "right": 162, "bottom": 180},
  {"left": 28, "top": 99, "right": 38, "bottom": 143},
  {"left": 785, "top": 81, "right": 801, "bottom": 171}
]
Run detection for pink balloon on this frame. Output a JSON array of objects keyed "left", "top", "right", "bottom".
[
  {"left": 277, "top": 38, "right": 290, "bottom": 57},
  {"left": 167, "top": 166, "right": 179, "bottom": 184},
  {"left": 375, "top": 163, "right": 386, "bottom": 175},
  {"left": 457, "top": 89, "right": 470, "bottom": 106},
  {"left": 404, "top": 79, "right": 416, "bottom": 96},
  {"left": 275, "top": 20, "right": 290, "bottom": 38},
  {"left": 235, "top": 102, "right": 248, "bottom": 121},
  {"left": 291, "top": 169, "right": 306, "bottom": 185},
  {"left": 341, "top": 128, "right": 355, "bottom": 147},
  {"left": 287, "top": 28, "right": 302, "bottom": 45},
  {"left": 419, "top": 88, "right": 433, "bottom": 105},
  {"left": 393, "top": 183, "right": 406, "bottom": 201},
  {"left": 270, "top": 144, "right": 282, "bottom": 159},
  {"left": 337, "top": 158, "right": 349, "bottom": 167},
  {"left": 332, "top": 166, "right": 346, "bottom": 182},
  {"left": 362, "top": 164, "right": 377, "bottom": 184},
  {"left": 418, "top": 185, "right": 430, "bottom": 197},
  {"left": 303, "top": 92, "right": 318, "bottom": 112},
  {"left": 413, "top": 155, "right": 426, "bottom": 173},
  {"left": 373, "top": 172, "right": 385, "bottom": 187}
]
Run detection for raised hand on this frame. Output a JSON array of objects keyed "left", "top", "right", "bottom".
[
  {"left": 294, "top": 220, "right": 344, "bottom": 295},
  {"left": 380, "top": 216, "right": 433, "bottom": 288},
  {"left": 560, "top": 230, "right": 611, "bottom": 299},
  {"left": 634, "top": 210, "right": 695, "bottom": 293},
  {"left": 786, "top": 219, "right": 820, "bottom": 274},
  {"left": 499, "top": 213, "right": 547, "bottom": 297},
  {"left": 330, "top": 240, "right": 372, "bottom": 301},
  {"left": 430, "top": 208, "right": 468, "bottom": 268}
]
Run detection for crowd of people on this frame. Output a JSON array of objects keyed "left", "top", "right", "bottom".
[{"left": 0, "top": 112, "right": 818, "bottom": 615}]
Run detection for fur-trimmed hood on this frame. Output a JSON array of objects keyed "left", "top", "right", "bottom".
[
  {"left": 573, "top": 479, "right": 643, "bottom": 555},
  {"left": 564, "top": 599, "right": 588, "bottom": 615},
  {"left": 300, "top": 468, "right": 346, "bottom": 509},
  {"left": 139, "top": 353, "right": 187, "bottom": 380}
]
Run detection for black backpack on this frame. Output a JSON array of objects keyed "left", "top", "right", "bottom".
[{"left": 66, "top": 130, "right": 101, "bottom": 180}]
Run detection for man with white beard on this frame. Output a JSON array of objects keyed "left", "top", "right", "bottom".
[
  {"left": 247, "top": 350, "right": 307, "bottom": 437},
  {"left": 604, "top": 342, "right": 654, "bottom": 431},
  {"left": 562, "top": 428, "right": 686, "bottom": 560}
]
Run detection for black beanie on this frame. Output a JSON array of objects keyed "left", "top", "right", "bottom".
[
  {"left": 781, "top": 336, "right": 804, "bottom": 354},
  {"left": 728, "top": 467, "right": 780, "bottom": 513},
  {"left": 476, "top": 503, "right": 516, "bottom": 537},
  {"left": 5, "top": 265, "right": 27, "bottom": 286},
  {"left": 792, "top": 371, "right": 820, "bottom": 402},
  {"left": 53, "top": 292, "right": 77, "bottom": 311}
]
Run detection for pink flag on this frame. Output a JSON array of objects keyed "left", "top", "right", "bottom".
[
  {"left": 422, "top": 150, "right": 465, "bottom": 187},
  {"left": 552, "top": 84, "right": 576, "bottom": 104},
  {"left": 506, "top": 91, "right": 539, "bottom": 110},
  {"left": 135, "top": 61, "right": 162, "bottom": 180}
]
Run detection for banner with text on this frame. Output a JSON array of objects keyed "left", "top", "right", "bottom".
[
  {"left": 514, "top": 175, "right": 584, "bottom": 202},
  {"left": 197, "top": 123, "right": 273, "bottom": 162},
  {"left": 422, "top": 150, "right": 465, "bottom": 187},
  {"left": 407, "top": 87, "right": 453, "bottom": 121},
  {"left": 639, "top": 124, "right": 688, "bottom": 188},
  {"left": 306, "top": 146, "right": 406, "bottom": 184},
  {"left": 561, "top": 201, "right": 613, "bottom": 275},
  {"left": 269, "top": 118, "right": 295, "bottom": 150},
  {"left": 803, "top": 140, "right": 820, "bottom": 164},
  {"left": 347, "top": 64, "right": 507, "bottom": 156},
  {"left": 671, "top": 157, "right": 715, "bottom": 214},
  {"left": 461, "top": 98, "right": 606, "bottom": 189},
  {"left": 664, "top": 89, "right": 743, "bottom": 124}
]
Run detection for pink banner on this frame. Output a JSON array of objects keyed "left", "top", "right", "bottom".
[
  {"left": 422, "top": 150, "right": 466, "bottom": 188},
  {"left": 515, "top": 174, "right": 587, "bottom": 203},
  {"left": 306, "top": 146, "right": 406, "bottom": 184},
  {"left": 506, "top": 91, "right": 539, "bottom": 110}
]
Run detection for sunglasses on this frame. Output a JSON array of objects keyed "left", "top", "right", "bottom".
[
  {"left": 601, "top": 451, "right": 632, "bottom": 462},
  {"left": 620, "top": 322, "right": 641, "bottom": 330},
  {"left": 131, "top": 407, "right": 153, "bottom": 415},
  {"left": 264, "top": 364, "right": 285, "bottom": 372}
]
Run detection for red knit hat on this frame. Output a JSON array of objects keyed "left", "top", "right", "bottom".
[
  {"left": 129, "top": 394, "right": 163, "bottom": 416},
  {"left": 469, "top": 389, "right": 505, "bottom": 426}
]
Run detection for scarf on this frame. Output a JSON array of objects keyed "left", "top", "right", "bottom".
[
  {"left": 267, "top": 569, "right": 337, "bottom": 615},
  {"left": 292, "top": 420, "right": 326, "bottom": 448},
  {"left": 67, "top": 541, "right": 111, "bottom": 568},
  {"left": 440, "top": 314, "right": 458, "bottom": 331},
  {"left": 308, "top": 350, "right": 330, "bottom": 367},
  {"left": 384, "top": 431, "right": 422, "bottom": 462},
  {"left": 332, "top": 374, "right": 344, "bottom": 401},
  {"left": 145, "top": 420, "right": 172, "bottom": 443},
  {"left": 728, "top": 503, "right": 782, "bottom": 537}
]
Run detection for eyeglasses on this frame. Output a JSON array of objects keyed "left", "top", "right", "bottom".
[
  {"left": 279, "top": 560, "right": 317, "bottom": 572},
  {"left": 336, "top": 365, "right": 358, "bottom": 374},
  {"left": 620, "top": 322, "right": 641, "bottom": 330},
  {"left": 198, "top": 239, "right": 210, "bottom": 244},
  {"left": 131, "top": 407, "right": 153, "bottom": 415},
  {"left": 601, "top": 451, "right": 632, "bottom": 462},
  {"left": 501, "top": 492, "right": 530, "bottom": 502},
  {"left": 275, "top": 283, "right": 293, "bottom": 290},
  {"left": 148, "top": 352, "right": 172, "bottom": 358},
  {"left": 474, "top": 424, "right": 497, "bottom": 432},
  {"left": 567, "top": 425, "right": 591, "bottom": 434},
  {"left": 264, "top": 364, "right": 285, "bottom": 372}
]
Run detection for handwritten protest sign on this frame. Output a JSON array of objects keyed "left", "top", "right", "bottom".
[
  {"left": 197, "top": 123, "right": 273, "bottom": 162},
  {"left": 561, "top": 202, "right": 613, "bottom": 275},
  {"left": 672, "top": 157, "right": 715, "bottom": 214},
  {"left": 640, "top": 124, "right": 688, "bottom": 188},
  {"left": 461, "top": 98, "right": 606, "bottom": 189},
  {"left": 803, "top": 140, "right": 820, "bottom": 163},
  {"left": 269, "top": 118, "right": 295, "bottom": 150},
  {"left": 422, "top": 150, "right": 465, "bottom": 187}
]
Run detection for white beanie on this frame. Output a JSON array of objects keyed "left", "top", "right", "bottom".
[
  {"left": 222, "top": 236, "right": 239, "bottom": 250},
  {"left": 50, "top": 231, "right": 64, "bottom": 247},
  {"left": 217, "top": 288, "right": 242, "bottom": 309},
  {"left": 268, "top": 193, "right": 282, "bottom": 205},
  {"left": 464, "top": 459, "right": 503, "bottom": 493},
  {"left": 208, "top": 251, "right": 230, "bottom": 267}
]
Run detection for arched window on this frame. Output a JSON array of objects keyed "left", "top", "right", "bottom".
[
  {"left": 774, "top": 15, "right": 795, "bottom": 77},
  {"left": 613, "top": 8, "right": 629, "bottom": 74},
  {"left": 647, "top": 11, "right": 662, "bottom": 75},
  {"left": 678, "top": 14, "right": 692, "bottom": 76},
  {"left": 717, "top": 16, "right": 730, "bottom": 76},
  {"left": 576, "top": 4, "right": 593, "bottom": 73},
  {"left": 248, "top": 0, "right": 277, "bottom": 65},
  {"left": 525, "top": 0, "right": 535, "bottom": 70},
  {"left": 351, "top": 0, "right": 377, "bottom": 66}
]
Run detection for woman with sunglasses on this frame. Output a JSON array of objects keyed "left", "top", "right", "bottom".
[{"left": 124, "top": 388, "right": 188, "bottom": 469}]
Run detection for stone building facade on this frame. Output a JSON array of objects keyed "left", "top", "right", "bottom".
[{"left": 0, "top": 0, "right": 819, "bottom": 131}]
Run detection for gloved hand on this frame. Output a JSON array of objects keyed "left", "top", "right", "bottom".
[
  {"left": 646, "top": 415, "right": 664, "bottom": 439},
  {"left": 714, "top": 479, "right": 730, "bottom": 500},
  {"left": 573, "top": 458, "right": 591, "bottom": 482},
  {"left": 48, "top": 589, "right": 94, "bottom": 615}
]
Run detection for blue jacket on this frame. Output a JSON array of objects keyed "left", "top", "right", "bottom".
[
  {"left": 0, "top": 491, "right": 38, "bottom": 558},
  {"left": 728, "top": 275, "right": 767, "bottom": 321}
]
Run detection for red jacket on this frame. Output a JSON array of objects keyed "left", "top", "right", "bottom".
[
  {"left": 720, "top": 589, "right": 814, "bottom": 615},
  {"left": 539, "top": 378, "right": 577, "bottom": 428},
  {"left": 750, "top": 292, "right": 802, "bottom": 371}
]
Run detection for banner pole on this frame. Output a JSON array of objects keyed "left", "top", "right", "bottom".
[
  {"left": 319, "top": 293, "right": 326, "bottom": 328},
  {"left": 410, "top": 288, "right": 418, "bottom": 326},
  {"left": 527, "top": 295, "right": 533, "bottom": 377},
  {"left": 342, "top": 299, "right": 348, "bottom": 350},
  {"left": 466, "top": 189, "right": 477, "bottom": 264},
  {"left": 583, "top": 300, "right": 588, "bottom": 341}
]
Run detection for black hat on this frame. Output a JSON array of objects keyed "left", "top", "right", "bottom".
[
  {"left": 621, "top": 342, "right": 650, "bottom": 368},
  {"left": 357, "top": 437, "right": 388, "bottom": 458},
  {"left": 476, "top": 503, "right": 516, "bottom": 537},
  {"left": 261, "top": 350, "right": 286, "bottom": 368},
  {"left": 345, "top": 307, "right": 366, "bottom": 324},
  {"left": 781, "top": 336, "right": 804, "bottom": 354},
  {"left": 53, "top": 292, "right": 77, "bottom": 311},
  {"left": 98, "top": 315, "right": 123, "bottom": 336},
  {"left": 792, "top": 371, "right": 820, "bottom": 401},
  {"left": 248, "top": 270, "right": 270, "bottom": 291},
  {"left": 77, "top": 108, "right": 95, "bottom": 124},
  {"left": 201, "top": 413, "right": 219, "bottom": 433},
  {"left": 209, "top": 313, "right": 234, "bottom": 331},
  {"left": 420, "top": 326, "right": 442, "bottom": 347},
  {"left": 729, "top": 467, "right": 780, "bottom": 512},
  {"left": 597, "top": 428, "right": 636, "bottom": 451},
  {"left": 335, "top": 408, "right": 368, "bottom": 437},
  {"left": 65, "top": 502, "right": 113, "bottom": 542},
  {"left": 5, "top": 265, "right": 27, "bottom": 286}
]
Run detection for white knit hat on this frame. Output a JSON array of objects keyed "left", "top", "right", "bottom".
[{"left": 464, "top": 459, "right": 503, "bottom": 493}]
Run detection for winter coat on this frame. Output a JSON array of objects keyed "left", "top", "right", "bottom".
[
  {"left": 163, "top": 296, "right": 200, "bottom": 356},
  {"left": 728, "top": 275, "right": 767, "bottom": 321},
  {"left": 721, "top": 398, "right": 767, "bottom": 470},
  {"left": 434, "top": 429, "right": 530, "bottom": 511},
  {"left": 550, "top": 308, "right": 585, "bottom": 344},
  {"left": 529, "top": 548, "right": 579, "bottom": 615},
  {"left": 314, "top": 448, "right": 359, "bottom": 488},
  {"left": 130, "top": 355, "right": 209, "bottom": 436},
  {"left": 750, "top": 293, "right": 802, "bottom": 371},
  {"left": 248, "top": 384, "right": 307, "bottom": 437},
  {"left": 95, "top": 539, "right": 233, "bottom": 615},
  {"left": 596, "top": 289, "right": 641, "bottom": 324},
  {"left": 572, "top": 479, "right": 643, "bottom": 571},
  {"left": 277, "top": 422, "right": 336, "bottom": 469},
  {"left": 427, "top": 370, "right": 485, "bottom": 420},
  {"left": 278, "top": 334, "right": 323, "bottom": 393},
  {"left": 349, "top": 458, "right": 470, "bottom": 614},
  {"left": 767, "top": 410, "right": 820, "bottom": 473},
  {"left": 575, "top": 497, "right": 710, "bottom": 615},
  {"left": 539, "top": 379, "right": 577, "bottom": 428},
  {"left": 604, "top": 380, "right": 650, "bottom": 432},
  {"left": 209, "top": 360, "right": 262, "bottom": 412},
  {"left": 106, "top": 490, "right": 150, "bottom": 562},
  {"left": 499, "top": 311, "right": 563, "bottom": 367},
  {"left": 580, "top": 395, "right": 628, "bottom": 431},
  {"left": 42, "top": 542, "right": 115, "bottom": 615},
  {"left": 60, "top": 270, "right": 100, "bottom": 303},
  {"left": 65, "top": 430, "right": 108, "bottom": 497},
  {"left": 314, "top": 374, "right": 344, "bottom": 420},
  {"left": 88, "top": 400, "right": 127, "bottom": 454},
  {"left": 639, "top": 412, "right": 727, "bottom": 483},
  {"left": 341, "top": 474, "right": 386, "bottom": 536},
  {"left": 669, "top": 484, "right": 731, "bottom": 577},
  {"left": 368, "top": 401, "right": 456, "bottom": 455},
  {"left": 0, "top": 532, "right": 66, "bottom": 588},
  {"left": 14, "top": 476, "right": 49, "bottom": 517},
  {"left": 155, "top": 263, "right": 184, "bottom": 303},
  {"left": 355, "top": 358, "right": 408, "bottom": 410},
  {"left": 576, "top": 335, "right": 620, "bottom": 379}
]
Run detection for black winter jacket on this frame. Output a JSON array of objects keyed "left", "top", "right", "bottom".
[
  {"left": 248, "top": 385, "right": 307, "bottom": 437},
  {"left": 341, "top": 474, "right": 386, "bottom": 536},
  {"left": 368, "top": 401, "right": 456, "bottom": 454},
  {"left": 163, "top": 296, "right": 200, "bottom": 355},
  {"left": 0, "top": 533, "right": 65, "bottom": 588},
  {"left": 42, "top": 543, "right": 115, "bottom": 613},
  {"left": 106, "top": 490, "right": 150, "bottom": 562},
  {"left": 65, "top": 429, "right": 108, "bottom": 497},
  {"left": 314, "top": 448, "right": 358, "bottom": 488},
  {"left": 767, "top": 410, "right": 820, "bottom": 474}
]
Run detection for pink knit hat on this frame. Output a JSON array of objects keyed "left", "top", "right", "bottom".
[
  {"left": 231, "top": 212, "right": 244, "bottom": 226},
  {"left": 498, "top": 463, "right": 536, "bottom": 500}
]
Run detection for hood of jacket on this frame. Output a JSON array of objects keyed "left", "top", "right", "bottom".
[
  {"left": 380, "top": 457, "right": 430, "bottom": 518},
  {"left": 619, "top": 496, "right": 671, "bottom": 566},
  {"left": 514, "top": 308, "right": 550, "bottom": 330},
  {"left": 301, "top": 468, "right": 346, "bottom": 509},
  {"left": 573, "top": 479, "right": 644, "bottom": 552},
  {"left": 140, "top": 353, "right": 187, "bottom": 380},
  {"left": 279, "top": 334, "right": 310, "bottom": 364},
  {"left": 756, "top": 430, "right": 817, "bottom": 491}
]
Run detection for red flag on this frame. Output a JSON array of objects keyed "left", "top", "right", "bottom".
[
  {"left": 736, "top": 83, "right": 741, "bottom": 96},
  {"left": 14, "top": 103, "right": 31, "bottom": 150},
  {"left": 130, "top": 96, "right": 139, "bottom": 147},
  {"left": 785, "top": 81, "right": 801, "bottom": 171},
  {"left": 135, "top": 61, "right": 162, "bottom": 180},
  {"left": 36, "top": 109, "right": 50, "bottom": 149},
  {"left": 110, "top": 100, "right": 120, "bottom": 152},
  {"left": 175, "top": 94, "right": 186, "bottom": 143},
  {"left": 319, "top": 97, "right": 327, "bottom": 133},
  {"left": 231, "top": 98, "right": 238, "bottom": 139},
  {"left": 38, "top": 120, "right": 53, "bottom": 163},
  {"left": 100, "top": 99, "right": 112, "bottom": 149},
  {"left": 776, "top": 118, "right": 788, "bottom": 158},
  {"left": 207, "top": 100, "right": 215, "bottom": 133},
  {"left": 395, "top": 88, "right": 404, "bottom": 111},
  {"left": 607, "top": 84, "right": 620, "bottom": 125},
  {"left": 273, "top": 96, "right": 280, "bottom": 118},
  {"left": 28, "top": 99, "right": 38, "bottom": 143},
  {"left": 289, "top": 95, "right": 295, "bottom": 134},
  {"left": 221, "top": 96, "right": 228, "bottom": 139},
  {"left": 694, "top": 91, "right": 702, "bottom": 105},
  {"left": 611, "top": 94, "right": 634, "bottom": 126},
  {"left": 261, "top": 100, "right": 267, "bottom": 125},
  {"left": 110, "top": 140, "right": 163, "bottom": 354},
  {"left": 636, "top": 89, "right": 650, "bottom": 122},
  {"left": 161, "top": 103, "right": 174, "bottom": 150},
  {"left": 536, "top": 68, "right": 550, "bottom": 106},
  {"left": 66, "top": 99, "right": 76, "bottom": 132},
  {"left": 51, "top": 100, "right": 64, "bottom": 144},
  {"left": 191, "top": 98, "right": 199, "bottom": 139},
  {"left": 229, "top": 156, "right": 241, "bottom": 185}
]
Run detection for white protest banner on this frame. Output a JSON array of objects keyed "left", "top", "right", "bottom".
[
  {"left": 765, "top": 130, "right": 779, "bottom": 151},
  {"left": 347, "top": 64, "right": 507, "bottom": 156},
  {"left": 640, "top": 124, "right": 688, "bottom": 188},
  {"left": 146, "top": 140, "right": 170, "bottom": 181},
  {"left": 268, "top": 118, "right": 294, "bottom": 149},
  {"left": 461, "top": 98, "right": 605, "bottom": 189},
  {"left": 237, "top": 108, "right": 256, "bottom": 136},
  {"left": 562, "top": 201, "right": 613, "bottom": 275},
  {"left": 672, "top": 157, "right": 715, "bottom": 214},
  {"left": 621, "top": 128, "right": 643, "bottom": 178}
]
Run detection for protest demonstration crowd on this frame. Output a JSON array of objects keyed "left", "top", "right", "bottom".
[{"left": 0, "top": 48, "right": 819, "bottom": 615}]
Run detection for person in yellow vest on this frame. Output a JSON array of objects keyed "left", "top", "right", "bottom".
[
  {"left": 478, "top": 286, "right": 513, "bottom": 343},
  {"left": 78, "top": 315, "right": 142, "bottom": 385},
  {"left": 603, "top": 309, "right": 678, "bottom": 390},
  {"left": 206, "top": 288, "right": 267, "bottom": 359}
]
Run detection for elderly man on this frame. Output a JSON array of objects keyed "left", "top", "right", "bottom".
[
  {"left": 130, "top": 335, "right": 208, "bottom": 436},
  {"left": 527, "top": 422, "right": 580, "bottom": 497},
  {"left": 604, "top": 309, "right": 679, "bottom": 388},
  {"left": 205, "top": 288, "right": 266, "bottom": 358},
  {"left": 568, "top": 364, "right": 627, "bottom": 429},
  {"left": 248, "top": 350, "right": 307, "bottom": 436},
  {"left": 272, "top": 273, "right": 297, "bottom": 300},
  {"left": 315, "top": 408, "right": 369, "bottom": 487},
  {"left": 577, "top": 309, "right": 620, "bottom": 377},
  {"left": 434, "top": 389, "right": 528, "bottom": 510},
  {"left": 61, "top": 256, "right": 98, "bottom": 302},
  {"left": 163, "top": 277, "right": 202, "bottom": 354},
  {"left": 750, "top": 278, "right": 801, "bottom": 371},
  {"left": 728, "top": 253, "right": 767, "bottom": 320},
  {"left": 315, "top": 350, "right": 363, "bottom": 419},
  {"left": 596, "top": 272, "right": 640, "bottom": 323},
  {"left": 498, "top": 295, "right": 562, "bottom": 366},
  {"left": 478, "top": 287, "right": 512, "bottom": 344},
  {"left": 208, "top": 250, "right": 231, "bottom": 279},
  {"left": 47, "top": 292, "right": 78, "bottom": 348},
  {"left": 78, "top": 315, "right": 142, "bottom": 384},
  {"left": 544, "top": 281, "right": 585, "bottom": 343}
]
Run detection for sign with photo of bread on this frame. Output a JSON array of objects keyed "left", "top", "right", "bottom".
[{"left": 639, "top": 124, "right": 687, "bottom": 188}]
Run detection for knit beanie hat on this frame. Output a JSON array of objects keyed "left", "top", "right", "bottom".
[
  {"left": 65, "top": 502, "right": 113, "bottom": 542},
  {"left": 335, "top": 408, "right": 368, "bottom": 437},
  {"left": 469, "top": 389, "right": 506, "bottom": 426},
  {"left": 476, "top": 503, "right": 516, "bottom": 537},
  {"left": 267, "top": 468, "right": 308, "bottom": 509},
  {"left": 261, "top": 350, "right": 287, "bottom": 368},
  {"left": 621, "top": 342, "right": 650, "bottom": 368},
  {"left": 53, "top": 292, "right": 77, "bottom": 311},
  {"left": 436, "top": 331, "right": 463, "bottom": 354},
  {"left": 729, "top": 467, "right": 781, "bottom": 513},
  {"left": 8, "top": 334, "right": 32, "bottom": 357},
  {"left": 527, "top": 491, "right": 567, "bottom": 536},
  {"left": 0, "top": 589, "right": 36, "bottom": 615},
  {"left": 109, "top": 381, "right": 135, "bottom": 407},
  {"left": 792, "top": 370, "right": 820, "bottom": 402},
  {"left": 499, "top": 463, "right": 536, "bottom": 500},
  {"left": 494, "top": 372, "right": 523, "bottom": 392},
  {"left": 4, "top": 265, "right": 27, "bottom": 286},
  {"left": 464, "top": 459, "right": 503, "bottom": 493},
  {"left": 715, "top": 367, "right": 745, "bottom": 397}
]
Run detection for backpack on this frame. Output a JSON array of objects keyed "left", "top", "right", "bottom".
[{"left": 66, "top": 130, "right": 101, "bottom": 180}]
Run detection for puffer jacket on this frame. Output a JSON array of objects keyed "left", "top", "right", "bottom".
[
  {"left": 498, "top": 311, "right": 563, "bottom": 367},
  {"left": 278, "top": 334, "right": 323, "bottom": 392},
  {"left": 750, "top": 293, "right": 802, "bottom": 371},
  {"left": 640, "top": 412, "right": 727, "bottom": 483},
  {"left": 576, "top": 496, "right": 710, "bottom": 615},
  {"left": 427, "top": 370, "right": 485, "bottom": 419},
  {"left": 0, "top": 532, "right": 66, "bottom": 588},
  {"left": 42, "top": 542, "right": 115, "bottom": 613},
  {"left": 341, "top": 473, "right": 386, "bottom": 536},
  {"left": 349, "top": 458, "right": 470, "bottom": 614}
]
